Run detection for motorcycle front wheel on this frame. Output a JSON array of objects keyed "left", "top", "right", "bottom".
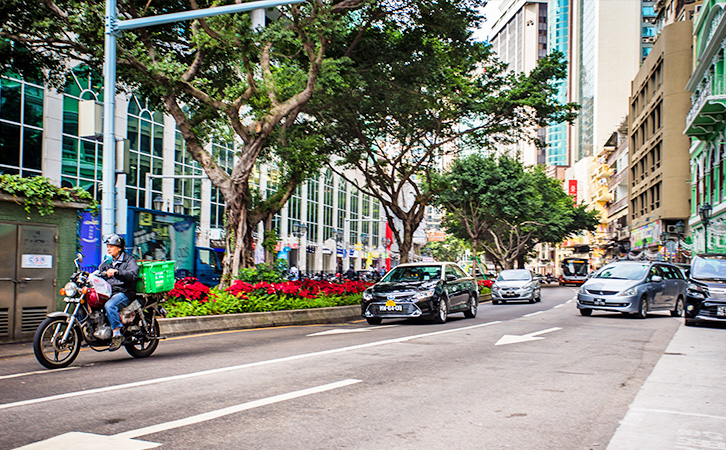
[
  {"left": 125, "top": 317, "right": 160, "bottom": 358},
  {"left": 33, "top": 317, "right": 81, "bottom": 369}
]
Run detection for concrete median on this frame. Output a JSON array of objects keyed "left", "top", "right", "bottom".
[{"left": 158, "top": 305, "right": 362, "bottom": 337}]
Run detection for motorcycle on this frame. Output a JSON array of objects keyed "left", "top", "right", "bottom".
[{"left": 33, "top": 253, "right": 167, "bottom": 369}]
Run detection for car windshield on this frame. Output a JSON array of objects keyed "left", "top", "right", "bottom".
[
  {"left": 562, "top": 259, "right": 588, "bottom": 276},
  {"left": 382, "top": 265, "right": 441, "bottom": 283},
  {"left": 497, "top": 270, "right": 531, "bottom": 281},
  {"left": 691, "top": 256, "right": 726, "bottom": 280},
  {"left": 593, "top": 263, "right": 649, "bottom": 280}
]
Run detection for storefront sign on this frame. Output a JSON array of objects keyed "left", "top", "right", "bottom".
[
  {"left": 630, "top": 220, "right": 661, "bottom": 250},
  {"left": 568, "top": 180, "right": 577, "bottom": 202}
]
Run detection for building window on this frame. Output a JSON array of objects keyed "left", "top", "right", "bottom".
[
  {"left": 173, "top": 130, "right": 204, "bottom": 219},
  {"left": 0, "top": 74, "right": 44, "bottom": 177},
  {"left": 323, "top": 169, "right": 334, "bottom": 241},
  {"left": 126, "top": 97, "right": 164, "bottom": 208},
  {"left": 307, "top": 176, "right": 319, "bottom": 242},
  {"left": 61, "top": 66, "right": 103, "bottom": 198}
]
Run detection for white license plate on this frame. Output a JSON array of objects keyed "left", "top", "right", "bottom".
[
  {"left": 717, "top": 306, "right": 726, "bottom": 317},
  {"left": 381, "top": 305, "right": 403, "bottom": 312}
]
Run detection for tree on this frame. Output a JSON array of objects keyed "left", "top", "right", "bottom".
[
  {"left": 1, "top": 0, "right": 445, "bottom": 285},
  {"left": 314, "top": 18, "right": 579, "bottom": 263},
  {"left": 432, "top": 154, "right": 599, "bottom": 270},
  {"left": 421, "top": 235, "right": 468, "bottom": 263}
]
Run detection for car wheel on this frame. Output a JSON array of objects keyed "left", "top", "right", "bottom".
[
  {"left": 635, "top": 297, "right": 648, "bottom": 319},
  {"left": 579, "top": 308, "right": 592, "bottom": 316},
  {"left": 434, "top": 298, "right": 448, "bottom": 324},
  {"left": 366, "top": 317, "right": 382, "bottom": 325},
  {"left": 685, "top": 318, "right": 696, "bottom": 327},
  {"left": 670, "top": 296, "right": 684, "bottom": 317},
  {"left": 528, "top": 295, "right": 536, "bottom": 304},
  {"left": 463, "top": 294, "right": 478, "bottom": 319},
  {"left": 492, "top": 300, "right": 499, "bottom": 305},
  {"left": 536, "top": 292, "right": 541, "bottom": 302}
]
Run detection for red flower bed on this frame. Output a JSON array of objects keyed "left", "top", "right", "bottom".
[
  {"left": 168, "top": 277, "right": 213, "bottom": 302},
  {"left": 226, "top": 279, "right": 370, "bottom": 299},
  {"left": 477, "top": 279, "right": 493, "bottom": 289}
]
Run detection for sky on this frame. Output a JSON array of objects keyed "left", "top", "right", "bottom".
[{"left": 473, "top": 0, "right": 505, "bottom": 42}]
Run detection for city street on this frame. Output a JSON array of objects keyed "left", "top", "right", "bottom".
[{"left": 0, "top": 286, "right": 704, "bottom": 449}]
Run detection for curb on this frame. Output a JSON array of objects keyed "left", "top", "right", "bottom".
[{"left": 158, "top": 305, "right": 362, "bottom": 337}]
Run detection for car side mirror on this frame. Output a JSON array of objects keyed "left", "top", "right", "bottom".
[
  {"left": 651, "top": 275, "right": 663, "bottom": 283},
  {"left": 446, "top": 274, "right": 457, "bottom": 282}
]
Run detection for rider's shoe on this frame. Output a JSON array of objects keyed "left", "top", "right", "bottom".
[{"left": 109, "top": 335, "right": 123, "bottom": 352}]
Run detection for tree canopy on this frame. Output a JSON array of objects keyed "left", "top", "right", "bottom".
[
  {"left": 431, "top": 154, "right": 600, "bottom": 270},
  {"left": 313, "top": 23, "right": 579, "bottom": 261}
]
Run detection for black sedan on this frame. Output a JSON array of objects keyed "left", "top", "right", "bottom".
[
  {"left": 685, "top": 254, "right": 726, "bottom": 326},
  {"left": 361, "top": 262, "right": 479, "bottom": 325}
]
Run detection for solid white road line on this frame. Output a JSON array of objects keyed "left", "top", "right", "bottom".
[
  {"left": 0, "top": 320, "right": 502, "bottom": 411},
  {"left": 114, "top": 379, "right": 363, "bottom": 439},
  {"left": 0, "top": 367, "right": 78, "bottom": 380}
]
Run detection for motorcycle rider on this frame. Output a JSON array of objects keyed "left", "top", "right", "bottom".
[{"left": 98, "top": 234, "right": 139, "bottom": 351}]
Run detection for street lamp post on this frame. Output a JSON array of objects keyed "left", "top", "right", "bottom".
[
  {"left": 101, "top": 0, "right": 307, "bottom": 237},
  {"left": 674, "top": 220, "right": 685, "bottom": 263},
  {"left": 292, "top": 222, "right": 307, "bottom": 271},
  {"left": 699, "top": 204, "right": 712, "bottom": 254},
  {"left": 660, "top": 231, "right": 670, "bottom": 262}
]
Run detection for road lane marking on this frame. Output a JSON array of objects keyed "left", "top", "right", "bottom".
[
  {"left": 554, "top": 303, "right": 566, "bottom": 309},
  {"left": 495, "top": 327, "right": 562, "bottom": 346},
  {"left": 631, "top": 408, "right": 726, "bottom": 421},
  {"left": 306, "top": 325, "right": 397, "bottom": 337},
  {"left": 0, "top": 320, "right": 502, "bottom": 411},
  {"left": 524, "top": 311, "right": 544, "bottom": 317},
  {"left": 14, "top": 380, "right": 362, "bottom": 449},
  {"left": 115, "top": 378, "right": 362, "bottom": 439},
  {"left": 0, "top": 367, "right": 78, "bottom": 380}
]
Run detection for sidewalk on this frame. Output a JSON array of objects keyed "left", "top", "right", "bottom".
[{"left": 606, "top": 323, "right": 726, "bottom": 449}]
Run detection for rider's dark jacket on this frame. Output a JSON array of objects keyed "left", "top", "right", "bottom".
[{"left": 98, "top": 252, "right": 139, "bottom": 297}]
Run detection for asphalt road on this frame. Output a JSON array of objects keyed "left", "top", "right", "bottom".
[{"left": 0, "top": 285, "right": 683, "bottom": 450}]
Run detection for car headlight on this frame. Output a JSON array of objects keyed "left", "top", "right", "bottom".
[
  {"left": 687, "top": 283, "right": 708, "bottom": 299},
  {"left": 362, "top": 290, "right": 373, "bottom": 301},
  {"left": 618, "top": 287, "right": 638, "bottom": 297},
  {"left": 63, "top": 282, "right": 78, "bottom": 297},
  {"left": 521, "top": 286, "right": 533, "bottom": 293},
  {"left": 415, "top": 289, "right": 436, "bottom": 300},
  {"left": 578, "top": 285, "right": 587, "bottom": 294},
  {"left": 491, "top": 285, "right": 500, "bottom": 292}
]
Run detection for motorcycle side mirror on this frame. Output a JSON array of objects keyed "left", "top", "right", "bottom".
[{"left": 74, "top": 253, "right": 83, "bottom": 269}]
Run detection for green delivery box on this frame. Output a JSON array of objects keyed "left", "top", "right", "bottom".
[{"left": 137, "top": 260, "right": 175, "bottom": 293}]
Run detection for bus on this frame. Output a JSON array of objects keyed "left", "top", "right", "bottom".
[{"left": 559, "top": 257, "right": 589, "bottom": 286}]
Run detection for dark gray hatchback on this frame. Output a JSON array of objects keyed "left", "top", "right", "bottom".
[{"left": 577, "top": 260, "right": 686, "bottom": 318}]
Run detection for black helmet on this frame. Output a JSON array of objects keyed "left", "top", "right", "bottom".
[{"left": 103, "top": 234, "right": 125, "bottom": 249}]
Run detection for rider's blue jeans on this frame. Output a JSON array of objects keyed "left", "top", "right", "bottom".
[{"left": 105, "top": 292, "right": 130, "bottom": 330}]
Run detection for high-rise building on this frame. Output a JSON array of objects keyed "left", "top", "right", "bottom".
[
  {"left": 489, "top": 0, "right": 549, "bottom": 167},
  {"left": 546, "top": 0, "right": 571, "bottom": 166},
  {"left": 629, "top": 19, "right": 693, "bottom": 257}
]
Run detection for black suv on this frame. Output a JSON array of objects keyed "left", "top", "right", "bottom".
[{"left": 685, "top": 254, "right": 726, "bottom": 326}]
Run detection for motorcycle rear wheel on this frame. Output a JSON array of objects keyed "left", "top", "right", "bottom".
[
  {"left": 33, "top": 317, "right": 81, "bottom": 369},
  {"left": 125, "top": 317, "right": 160, "bottom": 358}
]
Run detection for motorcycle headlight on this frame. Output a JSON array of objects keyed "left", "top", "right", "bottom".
[
  {"left": 618, "top": 287, "right": 638, "bottom": 297},
  {"left": 64, "top": 282, "right": 78, "bottom": 297},
  {"left": 362, "top": 290, "right": 373, "bottom": 301},
  {"left": 415, "top": 289, "right": 436, "bottom": 300}
]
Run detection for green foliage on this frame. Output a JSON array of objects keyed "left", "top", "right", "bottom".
[
  {"left": 236, "top": 263, "right": 285, "bottom": 283},
  {"left": 432, "top": 154, "right": 600, "bottom": 269},
  {"left": 164, "top": 288, "right": 362, "bottom": 318},
  {"left": 421, "top": 235, "right": 469, "bottom": 262},
  {"left": 0, "top": 174, "right": 98, "bottom": 216}
]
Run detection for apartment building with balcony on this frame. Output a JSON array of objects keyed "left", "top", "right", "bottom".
[
  {"left": 684, "top": 0, "right": 726, "bottom": 254},
  {"left": 629, "top": 20, "right": 693, "bottom": 255},
  {"left": 605, "top": 123, "right": 631, "bottom": 259}
]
